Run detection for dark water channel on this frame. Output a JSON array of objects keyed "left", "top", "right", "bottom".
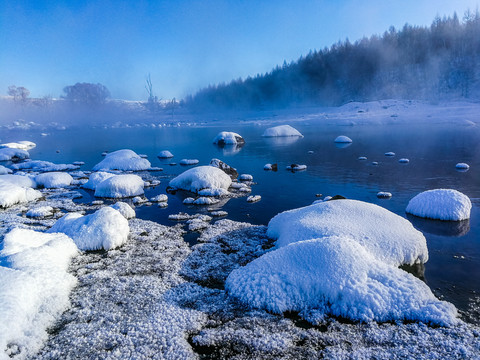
[{"left": 4, "top": 120, "right": 480, "bottom": 313}]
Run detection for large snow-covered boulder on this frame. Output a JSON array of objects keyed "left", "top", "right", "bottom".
[
  {"left": 213, "top": 131, "right": 245, "bottom": 145},
  {"left": 0, "top": 174, "right": 36, "bottom": 188},
  {"left": 0, "top": 229, "right": 78, "bottom": 358},
  {"left": 82, "top": 171, "right": 116, "bottom": 190},
  {"left": 35, "top": 172, "right": 73, "bottom": 189},
  {"left": 262, "top": 125, "right": 303, "bottom": 137},
  {"left": 226, "top": 236, "right": 457, "bottom": 326},
  {"left": 94, "top": 174, "right": 144, "bottom": 198},
  {"left": 47, "top": 207, "right": 129, "bottom": 251},
  {"left": 92, "top": 149, "right": 151, "bottom": 171},
  {"left": 268, "top": 199, "right": 427, "bottom": 266},
  {"left": 0, "top": 147, "right": 29, "bottom": 161},
  {"left": 406, "top": 189, "right": 471, "bottom": 221},
  {"left": 110, "top": 201, "right": 136, "bottom": 219},
  {"left": 0, "top": 179, "right": 42, "bottom": 208},
  {"left": 169, "top": 166, "right": 232, "bottom": 194}
]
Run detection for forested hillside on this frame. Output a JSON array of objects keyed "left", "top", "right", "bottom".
[{"left": 186, "top": 11, "right": 480, "bottom": 110}]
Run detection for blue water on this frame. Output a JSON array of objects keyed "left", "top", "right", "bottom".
[{"left": 3, "top": 121, "right": 480, "bottom": 311}]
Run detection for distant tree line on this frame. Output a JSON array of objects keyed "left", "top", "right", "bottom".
[
  {"left": 62, "top": 82, "right": 110, "bottom": 104},
  {"left": 186, "top": 11, "right": 480, "bottom": 110}
]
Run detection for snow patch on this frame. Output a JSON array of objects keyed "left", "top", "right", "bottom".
[{"left": 406, "top": 189, "right": 472, "bottom": 221}]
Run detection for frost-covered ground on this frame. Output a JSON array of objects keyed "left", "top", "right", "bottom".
[{"left": 1, "top": 100, "right": 480, "bottom": 358}]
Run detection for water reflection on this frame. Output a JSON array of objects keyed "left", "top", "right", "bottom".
[
  {"left": 263, "top": 136, "right": 301, "bottom": 146},
  {"left": 214, "top": 143, "right": 244, "bottom": 155},
  {"left": 407, "top": 214, "right": 471, "bottom": 237},
  {"left": 334, "top": 142, "right": 352, "bottom": 149}
]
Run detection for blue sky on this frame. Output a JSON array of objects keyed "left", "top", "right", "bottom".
[{"left": 1, "top": 0, "right": 478, "bottom": 100}]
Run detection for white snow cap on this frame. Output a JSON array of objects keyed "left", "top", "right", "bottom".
[
  {"left": 262, "top": 125, "right": 303, "bottom": 137},
  {"left": 169, "top": 166, "right": 232, "bottom": 194},
  {"left": 94, "top": 174, "right": 145, "bottom": 198},
  {"left": 0, "top": 140, "right": 36, "bottom": 150},
  {"left": 226, "top": 236, "right": 457, "bottom": 326},
  {"left": 0, "top": 229, "right": 78, "bottom": 359},
  {"left": 455, "top": 162, "right": 469, "bottom": 170},
  {"left": 158, "top": 150, "right": 174, "bottom": 158},
  {"left": 406, "top": 189, "right": 472, "bottom": 221},
  {"left": 110, "top": 201, "right": 136, "bottom": 219},
  {"left": 35, "top": 172, "right": 73, "bottom": 188},
  {"left": 0, "top": 174, "right": 36, "bottom": 188},
  {"left": 26, "top": 206, "right": 54, "bottom": 218},
  {"left": 0, "top": 179, "right": 42, "bottom": 208},
  {"left": 0, "top": 147, "right": 29, "bottom": 161},
  {"left": 334, "top": 135, "right": 353, "bottom": 143},
  {"left": 268, "top": 199, "right": 427, "bottom": 266},
  {"left": 213, "top": 131, "right": 245, "bottom": 145},
  {"left": 48, "top": 207, "right": 130, "bottom": 250},
  {"left": 82, "top": 171, "right": 116, "bottom": 190},
  {"left": 0, "top": 165, "right": 12, "bottom": 175},
  {"left": 92, "top": 149, "right": 151, "bottom": 171},
  {"left": 180, "top": 159, "right": 199, "bottom": 165}
]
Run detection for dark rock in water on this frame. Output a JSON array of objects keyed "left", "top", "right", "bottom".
[
  {"left": 328, "top": 195, "right": 346, "bottom": 201},
  {"left": 271, "top": 163, "right": 278, "bottom": 172},
  {"left": 315, "top": 194, "right": 323, "bottom": 197},
  {"left": 166, "top": 186, "right": 177, "bottom": 194},
  {"left": 169, "top": 163, "right": 177, "bottom": 166},
  {"left": 216, "top": 136, "right": 245, "bottom": 147},
  {"left": 210, "top": 158, "right": 238, "bottom": 179}
]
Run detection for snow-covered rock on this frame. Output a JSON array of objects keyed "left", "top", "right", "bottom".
[
  {"left": 180, "top": 159, "right": 199, "bottom": 166},
  {"left": 262, "top": 125, "right": 303, "bottom": 137},
  {"left": 455, "top": 163, "right": 469, "bottom": 170},
  {"left": 286, "top": 164, "right": 307, "bottom": 171},
  {"left": 0, "top": 140, "right": 36, "bottom": 150},
  {"left": 406, "top": 189, "right": 472, "bottom": 221},
  {"left": 247, "top": 195, "right": 261, "bottom": 203},
  {"left": 358, "top": 156, "right": 367, "bottom": 161},
  {"left": 10, "top": 160, "right": 80, "bottom": 172},
  {"left": 377, "top": 191, "right": 392, "bottom": 199},
  {"left": 0, "top": 229, "right": 78, "bottom": 359},
  {"left": 94, "top": 174, "right": 145, "bottom": 198},
  {"left": 169, "top": 166, "right": 232, "bottom": 194},
  {"left": 26, "top": 206, "right": 54, "bottom": 218},
  {"left": 35, "top": 172, "right": 73, "bottom": 188},
  {"left": 82, "top": 171, "right": 116, "bottom": 190},
  {"left": 0, "top": 181, "right": 42, "bottom": 208},
  {"left": 47, "top": 207, "right": 129, "bottom": 251},
  {"left": 399, "top": 158, "right": 410, "bottom": 163},
  {"left": 150, "top": 194, "right": 168, "bottom": 203},
  {"left": 110, "top": 201, "right": 136, "bottom": 219},
  {"left": 193, "top": 197, "right": 220, "bottom": 205},
  {"left": 385, "top": 152, "right": 395, "bottom": 156},
  {"left": 213, "top": 131, "right": 245, "bottom": 145},
  {"left": 334, "top": 135, "right": 352, "bottom": 143},
  {"left": 198, "top": 188, "right": 230, "bottom": 196},
  {"left": 158, "top": 150, "right": 174, "bottom": 158},
  {"left": 92, "top": 149, "right": 151, "bottom": 171},
  {"left": 0, "top": 174, "right": 36, "bottom": 188},
  {"left": 0, "top": 147, "right": 29, "bottom": 161},
  {"left": 0, "top": 165, "right": 12, "bottom": 175},
  {"left": 209, "top": 158, "right": 238, "bottom": 178},
  {"left": 268, "top": 199, "right": 427, "bottom": 266},
  {"left": 226, "top": 236, "right": 457, "bottom": 325}
]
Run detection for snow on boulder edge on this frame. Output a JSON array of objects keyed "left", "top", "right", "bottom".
[
  {"left": 406, "top": 189, "right": 471, "bottom": 221},
  {"left": 267, "top": 199, "right": 428, "bottom": 266},
  {"left": 47, "top": 207, "right": 129, "bottom": 251},
  {"left": 169, "top": 166, "right": 232, "bottom": 193},
  {"left": 225, "top": 236, "right": 458, "bottom": 326}
]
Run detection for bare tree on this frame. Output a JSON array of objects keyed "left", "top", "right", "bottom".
[{"left": 7, "top": 85, "right": 30, "bottom": 104}]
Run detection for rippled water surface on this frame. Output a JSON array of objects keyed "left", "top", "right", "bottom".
[{"left": 4, "top": 120, "right": 480, "bottom": 311}]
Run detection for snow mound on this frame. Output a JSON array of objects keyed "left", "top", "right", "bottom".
[
  {"left": 0, "top": 147, "right": 29, "bottom": 161},
  {"left": 10, "top": 160, "right": 79, "bottom": 172},
  {"left": 268, "top": 199, "right": 427, "bottom": 266},
  {"left": 110, "top": 201, "right": 136, "bottom": 219},
  {"left": 35, "top": 172, "right": 73, "bottom": 188},
  {"left": 399, "top": 158, "right": 410, "bottom": 163},
  {"left": 26, "top": 206, "right": 54, "bottom": 218},
  {"left": 94, "top": 174, "right": 145, "bottom": 198},
  {"left": 225, "top": 236, "right": 457, "bottom": 325},
  {"left": 286, "top": 164, "right": 307, "bottom": 171},
  {"left": 456, "top": 162, "right": 469, "bottom": 170},
  {"left": 47, "top": 207, "right": 129, "bottom": 250},
  {"left": 158, "top": 150, "right": 174, "bottom": 158},
  {"left": 0, "top": 165, "right": 12, "bottom": 175},
  {"left": 0, "top": 140, "right": 36, "bottom": 150},
  {"left": 247, "top": 195, "right": 261, "bottom": 203},
  {"left": 358, "top": 156, "right": 367, "bottom": 160},
  {"left": 180, "top": 159, "right": 199, "bottom": 166},
  {"left": 406, "top": 189, "right": 472, "bottom": 221},
  {"left": 385, "top": 152, "right": 395, "bottom": 156},
  {"left": 82, "top": 171, "right": 116, "bottom": 190},
  {"left": 0, "top": 229, "right": 78, "bottom": 359},
  {"left": 0, "top": 174, "right": 36, "bottom": 188},
  {"left": 198, "top": 188, "right": 230, "bottom": 196},
  {"left": 377, "top": 191, "right": 392, "bottom": 199},
  {"left": 92, "top": 149, "right": 151, "bottom": 171},
  {"left": 262, "top": 125, "right": 303, "bottom": 137},
  {"left": 0, "top": 181, "right": 42, "bottom": 208},
  {"left": 169, "top": 166, "right": 232, "bottom": 194},
  {"left": 150, "top": 194, "right": 168, "bottom": 202},
  {"left": 334, "top": 135, "right": 353, "bottom": 143},
  {"left": 239, "top": 174, "right": 253, "bottom": 181},
  {"left": 213, "top": 131, "right": 245, "bottom": 145}
]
